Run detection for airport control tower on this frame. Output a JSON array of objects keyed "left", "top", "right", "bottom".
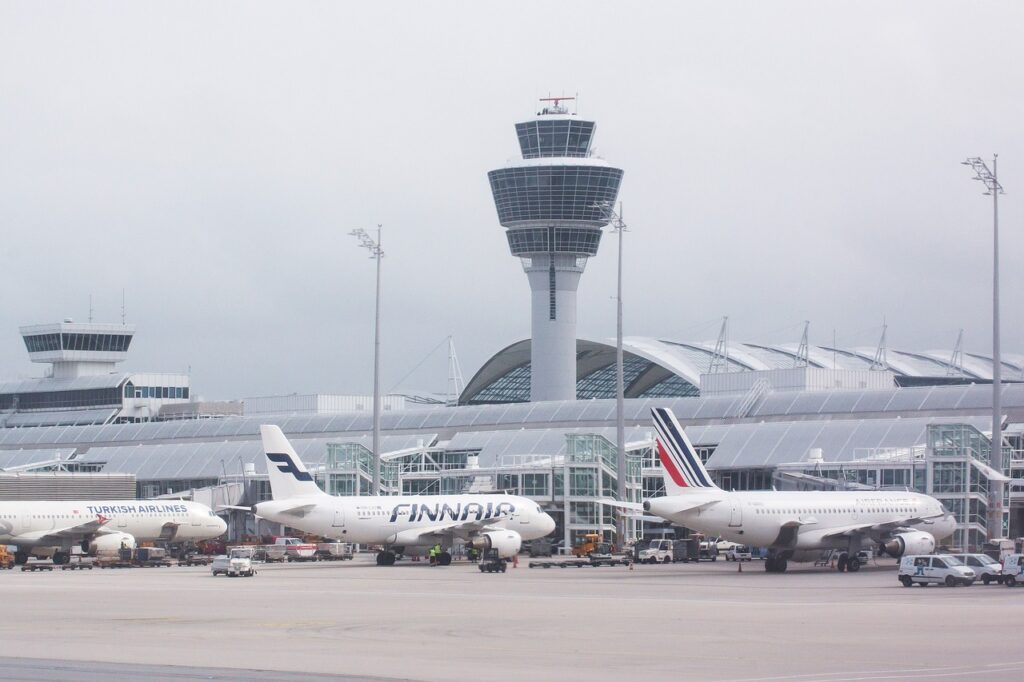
[{"left": 488, "top": 98, "right": 624, "bottom": 401}]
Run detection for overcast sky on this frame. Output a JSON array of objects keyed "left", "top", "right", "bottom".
[{"left": 1, "top": 2, "right": 1021, "bottom": 399}]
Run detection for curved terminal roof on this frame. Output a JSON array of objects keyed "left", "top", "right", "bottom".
[{"left": 460, "top": 338, "right": 1024, "bottom": 405}]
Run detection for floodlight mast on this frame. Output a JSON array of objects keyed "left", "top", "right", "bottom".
[
  {"left": 350, "top": 225, "right": 384, "bottom": 495},
  {"left": 595, "top": 201, "right": 630, "bottom": 546},
  {"left": 961, "top": 155, "right": 1005, "bottom": 538}
]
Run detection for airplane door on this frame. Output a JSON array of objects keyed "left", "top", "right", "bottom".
[
  {"left": 332, "top": 509, "right": 345, "bottom": 528},
  {"left": 729, "top": 501, "right": 743, "bottom": 527},
  {"left": 118, "top": 514, "right": 128, "bottom": 528}
]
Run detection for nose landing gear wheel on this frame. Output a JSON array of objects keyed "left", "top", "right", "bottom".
[{"left": 836, "top": 553, "right": 848, "bottom": 572}]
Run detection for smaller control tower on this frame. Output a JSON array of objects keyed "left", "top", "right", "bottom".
[
  {"left": 20, "top": 320, "right": 135, "bottom": 379},
  {"left": 488, "top": 98, "right": 624, "bottom": 401}
]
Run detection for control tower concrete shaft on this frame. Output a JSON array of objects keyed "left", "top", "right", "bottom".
[{"left": 488, "top": 99, "right": 624, "bottom": 401}]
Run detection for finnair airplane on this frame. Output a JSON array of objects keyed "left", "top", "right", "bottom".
[
  {"left": 0, "top": 500, "right": 227, "bottom": 565},
  {"left": 621, "top": 407, "right": 957, "bottom": 573},
  {"left": 250, "top": 425, "right": 556, "bottom": 565}
]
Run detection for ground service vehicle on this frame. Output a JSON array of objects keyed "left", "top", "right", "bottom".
[
  {"left": 315, "top": 542, "right": 354, "bottom": 560},
  {"left": 951, "top": 553, "right": 1004, "bottom": 585},
  {"left": 639, "top": 539, "right": 673, "bottom": 564},
  {"left": 1003, "top": 554, "right": 1024, "bottom": 587},
  {"left": 479, "top": 548, "right": 506, "bottom": 573},
  {"left": 274, "top": 537, "right": 317, "bottom": 561},
  {"left": 212, "top": 548, "right": 256, "bottom": 577},
  {"left": 0, "top": 546, "right": 14, "bottom": 570},
  {"left": 572, "top": 533, "right": 605, "bottom": 558},
  {"left": 898, "top": 555, "right": 975, "bottom": 587},
  {"left": 608, "top": 408, "right": 958, "bottom": 574},
  {"left": 727, "top": 545, "right": 753, "bottom": 561}
]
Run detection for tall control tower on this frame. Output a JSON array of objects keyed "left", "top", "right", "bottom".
[{"left": 488, "top": 98, "right": 624, "bottom": 401}]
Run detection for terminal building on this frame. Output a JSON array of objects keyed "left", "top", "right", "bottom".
[{"left": 1, "top": 104, "right": 1022, "bottom": 553}]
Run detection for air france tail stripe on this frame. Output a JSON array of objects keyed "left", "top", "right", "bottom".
[
  {"left": 656, "top": 440, "right": 688, "bottom": 487},
  {"left": 652, "top": 411, "right": 704, "bottom": 487},
  {"left": 653, "top": 408, "right": 713, "bottom": 488},
  {"left": 660, "top": 412, "right": 713, "bottom": 487}
]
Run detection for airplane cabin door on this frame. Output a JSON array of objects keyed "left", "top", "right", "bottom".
[
  {"left": 729, "top": 501, "right": 743, "bottom": 527},
  {"left": 332, "top": 508, "right": 345, "bottom": 528}
]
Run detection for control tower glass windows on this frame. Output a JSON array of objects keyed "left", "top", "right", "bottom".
[
  {"left": 488, "top": 166, "right": 624, "bottom": 226},
  {"left": 24, "top": 333, "right": 133, "bottom": 353},
  {"left": 506, "top": 227, "right": 602, "bottom": 257},
  {"left": 516, "top": 120, "right": 595, "bottom": 158}
]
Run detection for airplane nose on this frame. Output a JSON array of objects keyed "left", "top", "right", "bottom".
[
  {"left": 217, "top": 517, "right": 228, "bottom": 535},
  {"left": 542, "top": 513, "right": 556, "bottom": 536}
]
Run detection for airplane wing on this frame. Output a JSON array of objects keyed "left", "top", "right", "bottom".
[
  {"left": 596, "top": 500, "right": 644, "bottom": 511},
  {"left": 815, "top": 512, "right": 947, "bottom": 542},
  {"left": 13, "top": 516, "right": 113, "bottom": 545},
  {"left": 389, "top": 516, "right": 515, "bottom": 545}
]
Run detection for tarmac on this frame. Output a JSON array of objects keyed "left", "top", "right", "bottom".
[{"left": 1, "top": 556, "right": 1022, "bottom": 682}]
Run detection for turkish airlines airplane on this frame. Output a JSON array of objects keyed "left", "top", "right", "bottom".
[
  {"left": 250, "top": 425, "right": 556, "bottom": 565},
  {"left": 0, "top": 500, "right": 227, "bottom": 565},
  {"left": 626, "top": 407, "right": 957, "bottom": 573}
]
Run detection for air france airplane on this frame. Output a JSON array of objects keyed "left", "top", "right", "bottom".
[
  {"left": 251, "top": 425, "right": 556, "bottom": 565},
  {"left": 0, "top": 500, "right": 227, "bottom": 565},
  {"left": 617, "top": 407, "right": 957, "bottom": 573}
]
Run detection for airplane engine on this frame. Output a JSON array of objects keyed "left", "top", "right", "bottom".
[
  {"left": 88, "top": 532, "right": 136, "bottom": 556},
  {"left": 880, "top": 530, "right": 935, "bottom": 558},
  {"left": 470, "top": 530, "right": 522, "bottom": 558}
]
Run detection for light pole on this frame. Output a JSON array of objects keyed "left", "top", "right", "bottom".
[
  {"left": 596, "top": 201, "right": 629, "bottom": 547},
  {"left": 350, "top": 225, "right": 384, "bottom": 495},
  {"left": 962, "top": 156, "right": 1005, "bottom": 538}
]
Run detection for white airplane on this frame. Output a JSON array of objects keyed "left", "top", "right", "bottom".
[
  {"left": 250, "top": 425, "right": 556, "bottom": 565},
  {"left": 620, "top": 407, "right": 957, "bottom": 573},
  {"left": 0, "top": 499, "right": 227, "bottom": 565}
]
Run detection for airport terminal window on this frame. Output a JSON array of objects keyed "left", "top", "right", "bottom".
[
  {"left": 932, "top": 462, "right": 966, "bottom": 493},
  {"left": 880, "top": 469, "right": 911, "bottom": 488},
  {"left": 552, "top": 471, "right": 564, "bottom": 497},
  {"left": 576, "top": 356, "right": 651, "bottom": 400},
  {"left": 521, "top": 473, "right": 549, "bottom": 497},
  {"left": 0, "top": 387, "right": 121, "bottom": 410},
  {"left": 570, "top": 501, "right": 598, "bottom": 524},
  {"left": 467, "top": 364, "right": 531, "bottom": 404},
  {"left": 23, "top": 333, "right": 61, "bottom": 352},
  {"left": 570, "top": 468, "right": 597, "bottom": 496},
  {"left": 498, "top": 473, "right": 520, "bottom": 493}
]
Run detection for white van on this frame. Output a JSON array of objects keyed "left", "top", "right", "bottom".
[
  {"left": 898, "top": 555, "right": 975, "bottom": 587},
  {"left": 950, "top": 553, "right": 1004, "bottom": 585},
  {"left": 1002, "top": 554, "right": 1024, "bottom": 587}
]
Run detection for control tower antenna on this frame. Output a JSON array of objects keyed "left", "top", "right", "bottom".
[
  {"left": 88, "top": 294, "right": 94, "bottom": 323},
  {"left": 121, "top": 289, "right": 126, "bottom": 325},
  {"left": 488, "top": 98, "right": 624, "bottom": 401}
]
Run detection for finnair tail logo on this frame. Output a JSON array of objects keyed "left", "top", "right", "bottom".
[
  {"left": 267, "top": 452, "right": 314, "bottom": 482},
  {"left": 652, "top": 408, "right": 715, "bottom": 488}
]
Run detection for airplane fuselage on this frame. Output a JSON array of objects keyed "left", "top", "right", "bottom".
[
  {"left": 255, "top": 493, "right": 555, "bottom": 546},
  {"left": 0, "top": 500, "right": 227, "bottom": 549},
  {"left": 649, "top": 490, "right": 957, "bottom": 551}
]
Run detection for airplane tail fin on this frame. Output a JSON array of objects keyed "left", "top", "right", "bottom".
[
  {"left": 651, "top": 407, "right": 721, "bottom": 495},
  {"left": 260, "top": 425, "right": 327, "bottom": 500}
]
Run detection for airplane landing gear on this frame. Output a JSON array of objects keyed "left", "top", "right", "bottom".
[
  {"left": 376, "top": 550, "right": 396, "bottom": 566},
  {"left": 13, "top": 551, "right": 28, "bottom": 566},
  {"left": 51, "top": 551, "right": 70, "bottom": 565},
  {"left": 836, "top": 550, "right": 861, "bottom": 573},
  {"left": 765, "top": 556, "right": 788, "bottom": 573}
]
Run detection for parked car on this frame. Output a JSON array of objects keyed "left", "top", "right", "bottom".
[
  {"left": 950, "top": 553, "right": 1004, "bottom": 585},
  {"left": 898, "top": 555, "right": 975, "bottom": 587}
]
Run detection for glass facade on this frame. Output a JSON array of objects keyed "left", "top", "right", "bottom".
[
  {"left": 515, "top": 119, "right": 595, "bottom": 158},
  {"left": 576, "top": 355, "right": 651, "bottom": 400},
  {"left": 0, "top": 387, "right": 122, "bottom": 410},
  {"left": 506, "top": 226, "right": 602, "bottom": 257},
  {"left": 488, "top": 166, "right": 624, "bottom": 227},
  {"left": 123, "top": 383, "right": 188, "bottom": 400},
  {"left": 23, "top": 333, "right": 132, "bottom": 353}
]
